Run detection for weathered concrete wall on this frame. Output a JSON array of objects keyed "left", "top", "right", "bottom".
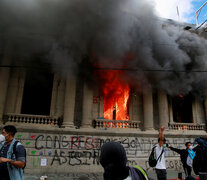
[
  {"left": 29, "top": 134, "right": 183, "bottom": 173},
  {"left": 11, "top": 126, "right": 206, "bottom": 176}
]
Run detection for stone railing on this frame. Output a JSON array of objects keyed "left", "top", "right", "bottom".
[
  {"left": 168, "top": 122, "right": 205, "bottom": 131},
  {"left": 92, "top": 119, "right": 139, "bottom": 129},
  {"left": 3, "top": 113, "right": 63, "bottom": 127}
]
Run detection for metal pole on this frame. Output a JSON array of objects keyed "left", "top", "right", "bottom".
[{"left": 196, "top": 1, "right": 207, "bottom": 26}]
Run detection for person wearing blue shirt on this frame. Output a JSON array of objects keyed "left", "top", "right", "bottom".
[{"left": 0, "top": 125, "right": 26, "bottom": 180}]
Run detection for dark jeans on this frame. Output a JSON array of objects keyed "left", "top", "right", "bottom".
[
  {"left": 0, "top": 170, "right": 10, "bottom": 180},
  {"left": 184, "top": 166, "right": 192, "bottom": 177},
  {"left": 155, "top": 169, "right": 167, "bottom": 180}
]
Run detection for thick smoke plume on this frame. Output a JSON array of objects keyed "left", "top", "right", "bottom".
[{"left": 0, "top": 0, "right": 207, "bottom": 96}]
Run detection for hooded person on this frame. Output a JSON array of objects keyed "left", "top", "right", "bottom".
[
  {"left": 193, "top": 137, "right": 207, "bottom": 176},
  {"left": 100, "top": 141, "right": 149, "bottom": 180}
]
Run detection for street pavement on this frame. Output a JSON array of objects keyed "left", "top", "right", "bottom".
[{"left": 24, "top": 170, "right": 199, "bottom": 180}]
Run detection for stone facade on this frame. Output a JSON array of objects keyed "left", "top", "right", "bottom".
[
  {"left": 0, "top": 68, "right": 207, "bottom": 177},
  {"left": 3, "top": 125, "right": 206, "bottom": 176}
]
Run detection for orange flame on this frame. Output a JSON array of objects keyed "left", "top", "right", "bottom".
[
  {"left": 179, "top": 94, "right": 184, "bottom": 98},
  {"left": 96, "top": 70, "right": 130, "bottom": 120}
]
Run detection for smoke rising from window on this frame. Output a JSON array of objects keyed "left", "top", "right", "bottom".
[{"left": 0, "top": 0, "right": 207, "bottom": 96}]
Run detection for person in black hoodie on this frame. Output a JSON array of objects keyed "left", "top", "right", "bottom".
[
  {"left": 100, "top": 141, "right": 149, "bottom": 180},
  {"left": 192, "top": 137, "right": 207, "bottom": 176},
  {"left": 168, "top": 142, "right": 196, "bottom": 178}
]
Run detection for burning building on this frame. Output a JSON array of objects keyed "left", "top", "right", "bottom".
[{"left": 0, "top": 0, "right": 207, "bottom": 178}]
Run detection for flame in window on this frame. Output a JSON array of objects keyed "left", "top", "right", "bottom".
[{"left": 95, "top": 70, "right": 130, "bottom": 120}]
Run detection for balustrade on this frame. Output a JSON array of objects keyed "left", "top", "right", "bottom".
[
  {"left": 168, "top": 122, "right": 205, "bottom": 130},
  {"left": 3, "top": 113, "right": 62, "bottom": 127},
  {"left": 92, "top": 119, "right": 139, "bottom": 129}
]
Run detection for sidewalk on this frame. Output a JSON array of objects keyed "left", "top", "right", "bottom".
[
  {"left": 147, "top": 169, "right": 199, "bottom": 180},
  {"left": 24, "top": 170, "right": 200, "bottom": 180}
]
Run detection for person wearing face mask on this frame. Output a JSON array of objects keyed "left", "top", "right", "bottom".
[
  {"left": 168, "top": 142, "right": 196, "bottom": 178},
  {"left": 0, "top": 125, "right": 26, "bottom": 180},
  {"left": 155, "top": 126, "right": 167, "bottom": 180},
  {"left": 0, "top": 134, "right": 5, "bottom": 143}
]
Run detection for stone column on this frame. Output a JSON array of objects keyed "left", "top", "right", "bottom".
[
  {"left": 194, "top": 98, "right": 205, "bottom": 124},
  {"left": 0, "top": 53, "right": 11, "bottom": 124},
  {"left": 55, "top": 78, "right": 66, "bottom": 118},
  {"left": 14, "top": 71, "right": 25, "bottom": 114},
  {"left": 63, "top": 77, "right": 76, "bottom": 128},
  {"left": 50, "top": 74, "right": 59, "bottom": 117},
  {"left": 168, "top": 98, "right": 174, "bottom": 123},
  {"left": 158, "top": 90, "right": 169, "bottom": 128},
  {"left": 129, "top": 92, "right": 142, "bottom": 129},
  {"left": 4, "top": 69, "right": 19, "bottom": 114},
  {"left": 143, "top": 88, "right": 154, "bottom": 130},
  {"left": 81, "top": 82, "right": 93, "bottom": 128}
]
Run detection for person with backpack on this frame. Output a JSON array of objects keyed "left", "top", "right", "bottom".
[
  {"left": 192, "top": 137, "right": 207, "bottom": 178},
  {"left": 154, "top": 126, "right": 167, "bottom": 180},
  {"left": 0, "top": 125, "right": 26, "bottom": 180},
  {"left": 100, "top": 141, "right": 149, "bottom": 180},
  {"left": 167, "top": 142, "right": 196, "bottom": 178}
]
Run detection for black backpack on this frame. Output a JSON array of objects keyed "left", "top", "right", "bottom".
[
  {"left": 148, "top": 146, "right": 164, "bottom": 167},
  {"left": 12, "top": 141, "right": 26, "bottom": 170},
  {"left": 193, "top": 146, "right": 207, "bottom": 175}
]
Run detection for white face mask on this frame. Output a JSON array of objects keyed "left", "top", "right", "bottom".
[
  {"left": 189, "top": 145, "right": 193, "bottom": 150},
  {"left": 0, "top": 134, "right": 5, "bottom": 142},
  {"left": 163, "top": 144, "right": 166, "bottom": 148}
]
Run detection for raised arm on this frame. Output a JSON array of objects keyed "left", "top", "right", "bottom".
[
  {"left": 168, "top": 146, "right": 182, "bottom": 155},
  {"left": 159, "top": 126, "right": 165, "bottom": 141},
  {"left": 158, "top": 125, "right": 165, "bottom": 147}
]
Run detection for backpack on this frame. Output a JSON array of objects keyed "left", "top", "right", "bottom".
[
  {"left": 148, "top": 146, "right": 164, "bottom": 167},
  {"left": 192, "top": 145, "right": 207, "bottom": 175},
  {"left": 134, "top": 165, "right": 149, "bottom": 180},
  {"left": 12, "top": 141, "right": 26, "bottom": 170}
]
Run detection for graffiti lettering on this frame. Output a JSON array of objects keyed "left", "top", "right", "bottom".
[
  {"left": 32, "top": 134, "right": 194, "bottom": 170},
  {"left": 35, "top": 135, "right": 44, "bottom": 150},
  {"left": 51, "top": 150, "right": 100, "bottom": 166}
]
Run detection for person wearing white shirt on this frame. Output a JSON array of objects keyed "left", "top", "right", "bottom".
[{"left": 155, "top": 126, "right": 167, "bottom": 180}]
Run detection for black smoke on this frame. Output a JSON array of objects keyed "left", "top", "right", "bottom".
[{"left": 0, "top": 0, "right": 207, "bottom": 96}]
